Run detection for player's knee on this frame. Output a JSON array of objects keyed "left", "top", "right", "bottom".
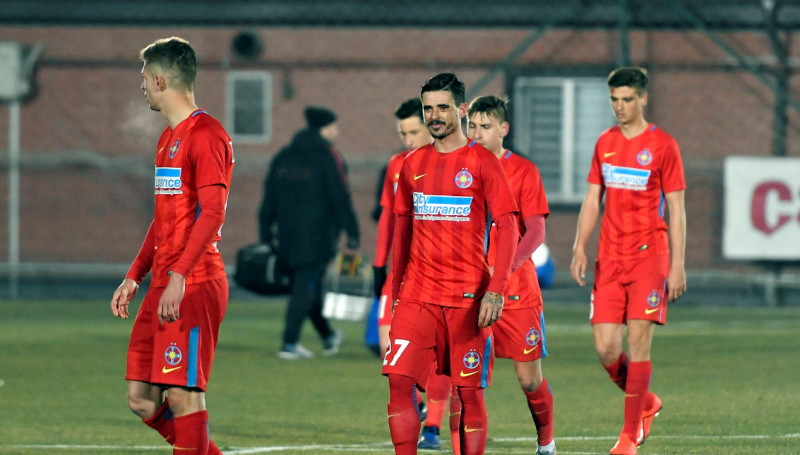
[
  {"left": 595, "top": 344, "right": 622, "bottom": 365},
  {"left": 518, "top": 374, "right": 543, "bottom": 393},
  {"left": 127, "top": 393, "right": 157, "bottom": 419}
]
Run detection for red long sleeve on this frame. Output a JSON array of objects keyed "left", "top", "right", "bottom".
[
  {"left": 171, "top": 184, "right": 227, "bottom": 277},
  {"left": 126, "top": 221, "right": 155, "bottom": 283},
  {"left": 374, "top": 204, "right": 396, "bottom": 267},
  {"left": 512, "top": 214, "right": 546, "bottom": 272},
  {"left": 391, "top": 213, "right": 412, "bottom": 301},
  {"left": 488, "top": 212, "right": 518, "bottom": 295}
]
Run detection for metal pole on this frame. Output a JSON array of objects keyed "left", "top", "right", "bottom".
[{"left": 8, "top": 100, "right": 20, "bottom": 299}]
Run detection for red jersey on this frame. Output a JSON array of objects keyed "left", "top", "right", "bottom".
[
  {"left": 151, "top": 109, "right": 235, "bottom": 287},
  {"left": 394, "top": 140, "right": 517, "bottom": 308},
  {"left": 588, "top": 124, "right": 685, "bottom": 260},
  {"left": 380, "top": 150, "right": 412, "bottom": 210},
  {"left": 487, "top": 150, "right": 549, "bottom": 309}
]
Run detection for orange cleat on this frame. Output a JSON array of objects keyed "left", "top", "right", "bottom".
[
  {"left": 610, "top": 432, "right": 638, "bottom": 455},
  {"left": 637, "top": 392, "right": 662, "bottom": 446}
]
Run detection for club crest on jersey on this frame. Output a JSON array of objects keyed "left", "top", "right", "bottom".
[
  {"left": 155, "top": 167, "right": 184, "bottom": 195},
  {"left": 169, "top": 139, "right": 181, "bottom": 159},
  {"left": 637, "top": 148, "right": 653, "bottom": 166},
  {"left": 463, "top": 350, "right": 481, "bottom": 369},
  {"left": 647, "top": 290, "right": 661, "bottom": 308},
  {"left": 526, "top": 328, "right": 541, "bottom": 347},
  {"left": 164, "top": 344, "right": 183, "bottom": 366},
  {"left": 455, "top": 169, "right": 473, "bottom": 189}
]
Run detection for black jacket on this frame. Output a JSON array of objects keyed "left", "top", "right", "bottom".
[{"left": 259, "top": 128, "right": 360, "bottom": 269}]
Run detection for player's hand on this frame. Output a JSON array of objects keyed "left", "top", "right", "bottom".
[
  {"left": 667, "top": 266, "right": 686, "bottom": 302},
  {"left": 111, "top": 278, "right": 139, "bottom": 319},
  {"left": 158, "top": 272, "right": 186, "bottom": 325},
  {"left": 570, "top": 250, "right": 588, "bottom": 286},
  {"left": 478, "top": 291, "right": 503, "bottom": 328}
]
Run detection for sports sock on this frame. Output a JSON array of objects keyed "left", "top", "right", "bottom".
[
  {"left": 172, "top": 410, "right": 210, "bottom": 455},
  {"left": 143, "top": 398, "right": 176, "bottom": 445},
  {"left": 425, "top": 372, "right": 451, "bottom": 428},
  {"left": 603, "top": 351, "right": 628, "bottom": 391},
  {"left": 388, "top": 374, "right": 421, "bottom": 454},
  {"left": 524, "top": 377, "right": 554, "bottom": 446},
  {"left": 449, "top": 383, "right": 462, "bottom": 455},
  {"left": 623, "top": 361, "right": 652, "bottom": 439},
  {"left": 415, "top": 387, "right": 425, "bottom": 420},
  {"left": 457, "top": 387, "right": 487, "bottom": 455}
]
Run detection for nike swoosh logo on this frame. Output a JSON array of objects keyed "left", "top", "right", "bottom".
[
  {"left": 645, "top": 307, "right": 660, "bottom": 314},
  {"left": 460, "top": 370, "right": 479, "bottom": 378},
  {"left": 413, "top": 174, "right": 427, "bottom": 180},
  {"left": 524, "top": 346, "right": 539, "bottom": 355},
  {"left": 464, "top": 426, "right": 482, "bottom": 433},
  {"left": 604, "top": 152, "right": 615, "bottom": 158},
  {"left": 162, "top": 366, "right": 182, "bottom": 374}
]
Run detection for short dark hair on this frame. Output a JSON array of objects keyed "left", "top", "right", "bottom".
[
  {"left": 140, "top": 37, "right": 197, "bottom": 92},
  {"left": 421, "top": 72, "right": 465, "bottom": 106},
  {"left": 394, "top": 98, "right": 423, "bottom": 122},
  {"left": 607, "top": 67, "right": 648, "bottom": 95},
  {"left": 468, "top": 95, "right": 509, "bottom": 123}
]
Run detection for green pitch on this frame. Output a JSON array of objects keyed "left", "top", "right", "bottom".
[{"left": 0, "top": 296, "right": 798, "bottom": 454}]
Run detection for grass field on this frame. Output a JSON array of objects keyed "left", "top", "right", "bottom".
[{"left": 1, "top": 294, "right": 799, "bottom": 454}]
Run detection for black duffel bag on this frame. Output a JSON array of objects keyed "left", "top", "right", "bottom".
[{"left": 233, "top": 243, "right": 291, "bottom": 295}]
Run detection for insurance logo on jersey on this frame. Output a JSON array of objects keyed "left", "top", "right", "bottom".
[
  {"left": 155, "top": 167, "right": 184, "bottom": 195},
  {"left": 601, "top": 163, "right": 651, "bottom": 191},
  {"left": 412, "top": 192, "right": 472, "bottom": 222},
  {"left": 455, "top": 169, "right": 473, "bottom": 188}
]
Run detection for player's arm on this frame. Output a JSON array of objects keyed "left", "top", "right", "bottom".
[
  {"left": 373, "top": 159, "right": 398, "bottom": 296},
  {"left": 159, "top": 184, "right": 227, "bottom": 324},
  {"left": 570, "top": 183, "right": 603, "bottom": 286},
  {"left": 665, "top": 189, "right": 686, "bottom": 301},
  {"left": 391, "top": 162, "right": 413, "bottom": 310},
  {"left": 512, "top": 214, "right": 546, "bottom": 271},
  {"left": 480, "top": 211, "right": 518, "bottom": 327},
  {"left": 111, "top": 221, "right": 155, "bottom": 319},
  {"left": 321, "top": 149, "right": 360, "bottom": 250}
]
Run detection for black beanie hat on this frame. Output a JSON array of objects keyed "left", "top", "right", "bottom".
[{"left": 304, "top": 106, "right": 337, "bottom": 129}]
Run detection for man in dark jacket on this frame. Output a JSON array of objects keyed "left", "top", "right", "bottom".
[{"left": 259, "top": 105, "right": 360, "bottom": 359}]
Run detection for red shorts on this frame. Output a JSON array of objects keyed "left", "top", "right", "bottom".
[
  {"left": 381, "top": 299, "right": 494, "bottom": 389},
  {"left": 377, "top": 269, "right": 394, "bottom": 327},
  {"left": 492, "top": 306, "right": 547, "bottom": 361},
  {"left": 590, "top": 253, "right": 669, "bottom": 325},
  {"left": 126, "top": 277, "right": 228, "bottom": 391}
]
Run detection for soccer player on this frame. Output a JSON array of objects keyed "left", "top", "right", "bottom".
[
  {"left": 110, "top": 37, "right": 234, "bottom": 455},
  {"left": 467, "top": 95, "right": 555, "bottom": 455},
  {"left": 383, "top": 72, "right": 518, "bottom": 455},
  {"left": 373, "top": 98, "right": 453, "bottom": 450},
  {"left": 570, "top": 67, "right": 686, "bottom": 455}
]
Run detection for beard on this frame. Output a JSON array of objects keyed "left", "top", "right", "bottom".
[{"left": 428, "top": 120, "right": 455, "bottom": 139}]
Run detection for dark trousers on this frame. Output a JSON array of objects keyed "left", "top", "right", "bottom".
[{"left": 282, "top": 262, "right": 333, "bottom": 345}]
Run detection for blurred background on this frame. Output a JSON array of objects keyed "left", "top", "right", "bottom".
[{"left": 0, "top": 0, "right": 799, "bottom": 304}]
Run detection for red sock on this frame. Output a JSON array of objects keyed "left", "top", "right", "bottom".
[
  {"left": 143, "top": 399, "right": 176, "bottom": 445},
  {"left": 449, "top": 383, "right": 462, "bottom": 455},
  {"left": 173, "top": 410, "right": 210, "bottom": 455},
  {"left": 457, "top": 387, "right": 487, "bottom": 455},
  {"left": 623, "top": 361, "right": 652, "bottom": 439},
  {"left": 388, "top": 374, "right": 421, "bottom": 454},
  {"left": 603, "top": 351, "right": 628, "bottom": 391},
  {"left": 425, "top": 373, "right": 451, "bottom": 428},
  {"left": 524, "top": 378, "right": 554, "bottom": 446}
]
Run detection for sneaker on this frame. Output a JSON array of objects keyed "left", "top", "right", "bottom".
[
  {"left": 278, "top": 343, "right": 314, "bottom": 360},
  {"left": 418, "top": 425, "right": 441, "bottom": 450},
  {"left": 637, "top": 392, "right": 662, "bottom": 446},
  {"left": 322, "top": 329, "right": 344, "bottom": 356},
  {"left": 610, "top": 433, "right": 637, "bottom": 455},
  {"left": 417, "top": 398, "right": 428, "bottom": 422},
  {"left": 536, "top": 439, "right": 557, "bottom": 455}
]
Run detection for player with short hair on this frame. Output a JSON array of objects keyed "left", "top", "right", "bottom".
[
  {"left": 383, "top": 72, "right": 518, "bottom": 455},
  {"left": 111, "top": 37, "right": 234, "bottom": 455},
  {"left": 467, "top": 95, "right": 555, "bottom": 455},
  {"left": 570, "top": 67, "right": 686, "bottom": 455}
]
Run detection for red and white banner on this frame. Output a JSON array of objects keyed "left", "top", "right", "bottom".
[{"left": 724, "top": 156, "right": 800, "bottom": 260}]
